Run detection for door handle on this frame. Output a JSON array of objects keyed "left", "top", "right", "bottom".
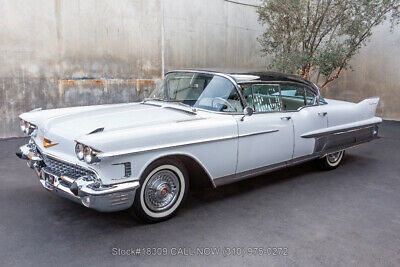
[
  {"left": 318, "top": 111, "right": 328, "bottom": 116},
  {"left": 281, "top": 116, "right": 291, "bottom": 120}
]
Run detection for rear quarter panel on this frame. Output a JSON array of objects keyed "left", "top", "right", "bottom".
[{"left": 324, "top": 97, "right": 381, "bottom": 127}]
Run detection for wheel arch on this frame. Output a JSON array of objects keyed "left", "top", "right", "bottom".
[{"left": 139, "top": 153, "right": 216, "bottom": 189}]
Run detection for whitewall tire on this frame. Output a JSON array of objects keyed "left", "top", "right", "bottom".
[
  {"left": 316, "top": 150, "right": 345, "bottom": 170},
  {"left": 131, "top": 158, "right": 189, "bottom": 223}
]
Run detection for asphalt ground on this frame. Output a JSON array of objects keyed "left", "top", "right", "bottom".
[{"left": 0, "top": 120, "right": 399, "bottom": 266}]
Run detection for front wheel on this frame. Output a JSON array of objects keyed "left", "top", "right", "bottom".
[
  {"left": 131, "top": 158, "right": 189, "bottom": 223},
  {"left": 315, "top": 150, "right": 345, "bottom": 170}
]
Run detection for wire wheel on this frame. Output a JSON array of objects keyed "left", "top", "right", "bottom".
[
  {"left": 144, "top": 169, "right": 180, "bottom": 212},
  {"left": 327, "top": 151, "right": 342, "bottom": 164}
]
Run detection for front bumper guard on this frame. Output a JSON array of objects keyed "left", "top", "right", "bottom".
[{"left": 17, "top": 143, "right": 139, "bottom": 212}]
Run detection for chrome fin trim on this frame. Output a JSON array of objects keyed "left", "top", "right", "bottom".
[{"left": 301, "top": 118, "right": 382, "bottom": 138}]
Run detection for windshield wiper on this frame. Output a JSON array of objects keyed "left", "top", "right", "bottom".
[
  {"left": 142, "top": 97, "right": 166, "bottom": 103},
  {"left": 143, "top": 99, "right": 197, "bottom": 114},
  {"left": 140, "top": 98, "right": 166, "bottom": 107},
  {"left": 169, "top": 101, "right": 197, "bottom": 113}
]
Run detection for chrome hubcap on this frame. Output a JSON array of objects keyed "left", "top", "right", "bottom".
[
  {"left": 144, "top": 170, "right": 180, "bottom": 212},
  {"left": 327, "top": 151, "right": 342, "bottom": 163}
]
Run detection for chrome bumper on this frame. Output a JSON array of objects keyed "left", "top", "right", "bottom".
[{"left": 16, "top": 141, "right": 139, "bottom": 212}]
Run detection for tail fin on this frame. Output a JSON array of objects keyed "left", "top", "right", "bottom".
[{"left": 358, "top": 97, "right": 380, "bottom": 119}]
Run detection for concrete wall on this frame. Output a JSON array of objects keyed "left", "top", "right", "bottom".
[
  {"left": 324, "top": 22, "right": 400, "bottom": 120},
  {"left": 0, "top": 0, "right": 265, "bottom": 138},
  {"left": 163, "top": 0, "right": 264, "bottom": 70},
  {"left": 0, "top": 0, "right": 399, "bottom": 138},
  {"left": 0, "top": 0, "right": 162, "bottom": 137}
]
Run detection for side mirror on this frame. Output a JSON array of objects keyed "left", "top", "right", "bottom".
[{"left": 241, "top": 106, "right": 254, "bottom": 121}]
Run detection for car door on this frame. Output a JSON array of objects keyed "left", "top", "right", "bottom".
[
  {"left": 235, "top": 84, "right": 294, "bottom": 174},
  {"left": 280, "top": 83, "right": 328, "bottom": 159}
]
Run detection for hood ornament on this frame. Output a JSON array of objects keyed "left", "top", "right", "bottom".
[{"left": 42, "top": 137, "right": 58, "bottom": 148}]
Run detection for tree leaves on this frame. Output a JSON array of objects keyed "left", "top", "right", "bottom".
[{"left": 257, "top": 0, "right": 400, "bottom": 89}]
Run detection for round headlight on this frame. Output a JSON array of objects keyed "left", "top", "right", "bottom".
[
  {"left": 75, "top": 143, "right": 84, "bottom": 160},
  {"left": 20, "top": 119, "right": 26, "bottom": 132},
  {"left": 24, "top": 122, "right": 30, "bottom": 134},
  {"left": 83, "top": 146, "right": 93, "bottom": 163}
]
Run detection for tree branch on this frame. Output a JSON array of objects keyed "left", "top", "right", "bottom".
[{"left": 318, "top": 63, "right": 345, "bottom": 89}]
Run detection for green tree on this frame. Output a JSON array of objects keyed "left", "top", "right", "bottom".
[{"left": 257, "top": 0, "right": 400, "bottom": 89}]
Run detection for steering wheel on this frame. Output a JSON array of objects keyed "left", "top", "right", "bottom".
[{"left": 211, "top": 97, "right": 236, "bottom": 111}]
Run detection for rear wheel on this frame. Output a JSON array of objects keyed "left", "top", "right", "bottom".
[
  {"left": 316, "top": 150, "right": 345, "bottom": 170},
  {"left": 131, "top": 158, "right": 189, "bottom": 223}
]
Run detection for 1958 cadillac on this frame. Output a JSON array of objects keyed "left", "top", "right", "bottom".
[{"left": 16, "top": 69, "right": 381, "bottom": 222}]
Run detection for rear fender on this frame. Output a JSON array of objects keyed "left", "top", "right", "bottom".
[{"left": 357, "top": 97, "right": 380, "bottom": 119}]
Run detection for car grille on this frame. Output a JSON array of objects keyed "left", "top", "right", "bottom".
[{"left": 41, "top": 153, "right": 94, "bottom": 179}]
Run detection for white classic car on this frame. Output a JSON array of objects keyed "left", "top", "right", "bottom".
[{"left": 17, "top": 70, "right": 381, "bottom": 222}]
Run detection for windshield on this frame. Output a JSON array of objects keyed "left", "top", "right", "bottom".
[{"left": 148, "top": 72, "right": 243, "bottom": 112}]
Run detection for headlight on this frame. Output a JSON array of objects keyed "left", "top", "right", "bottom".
[
  {"left": 20, "top": 119, "right": 37, "bottom": 135},
  {"left": 83, "top": 146, "right": 93, "bottom": 163},
  {"left": 84, "top": 146, "right": 100, "bottom": 164},
  {"left": 75, "top": 143, "right": 84, "bottom": 160},
  {"left": 24, "top": 121, "right": 30, "bottom": 134},
  {"left": 20, "top": 119, "right": 26, "bottom": 132},
  {"left": 75, "top": 142, "right": 100, "bottom": 164}
]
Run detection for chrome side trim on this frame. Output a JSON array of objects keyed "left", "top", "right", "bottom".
[
  {"left": 214, "top": 161, "right": 286, "bottom": 187},
  {"left": 176, "top": 117, "right": 206, "bottom": 123},
  {"left": 100, "top": 135, "right": 237, "bottom": 158},
  {"left": 314, "top": 125, "right": 378, "bottom": 154},
  {"left": 100, "top": 128, "right": 280, "bottom": 158},
  {"left": 302, "top": 123, "right": 378, "bottom": 138},
  {"left": 238, "top": 129, "right": 279, "bottom": 138},
  {"left": 213, "top": 154, "right": 318, "bottom": 187},
  {"left": 288, "top": 154, "right": 320, "bottom": 165}
]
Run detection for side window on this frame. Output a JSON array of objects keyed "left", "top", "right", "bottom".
[
  {"left": 305, "top": 87, "right": 317, "bottom": 105},
  {"left": 225, "top": 87, "right": 244, "bottom": 113},
  {"left": 242, "top": 85, "right": 254, "bottom": 110},
  {"left": 242, "top": 84, "right": 281, "bottom": 112},
  {"left": 252, "top": 85, "right": 281, "bottom": 112},
  {"left": 280, "top": 84, "right": 306, "bottom": 111},
  {"left": 319, "top": 95, "right": 328, "bottom": 105}
]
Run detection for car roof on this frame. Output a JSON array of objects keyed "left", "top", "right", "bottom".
[{"left": 167, "top": 68, "right": 317, "bottom": 90}]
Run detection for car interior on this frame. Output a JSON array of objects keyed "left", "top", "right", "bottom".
[{"left": 243, "top": 83, "right": 317, "bottom": 112}]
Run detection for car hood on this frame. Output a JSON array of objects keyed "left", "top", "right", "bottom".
[
  {"left": 21, "top": 102, "right": 237, "bottom": 166},
  {"left": 21, "top": 102, "right": 197, "bottom": 139}
]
